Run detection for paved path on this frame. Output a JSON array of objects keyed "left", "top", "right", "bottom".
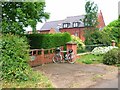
[
  {"left": 33, "top": 63, "right": 118, "bottom": 88},
  {"left": 90, "top": 77, "right": 118, "bottom": 88}
]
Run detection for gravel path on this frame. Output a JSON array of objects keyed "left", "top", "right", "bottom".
[{"left": 33, "top": 63, "right": 118, "bottom": 88}]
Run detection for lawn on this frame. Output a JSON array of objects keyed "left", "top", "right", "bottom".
[{"left": 77, "top": 54, "right": 103, "bottom": 64}]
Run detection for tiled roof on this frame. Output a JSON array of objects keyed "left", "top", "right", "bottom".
[{"left": 40, "top": 15, "right": 85, "bottom": 32}]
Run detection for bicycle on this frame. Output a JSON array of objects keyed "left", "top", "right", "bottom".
[{"left": 52, "top": 47, "right": 76, "bottom": 64}]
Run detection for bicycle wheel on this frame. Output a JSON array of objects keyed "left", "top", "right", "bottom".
[
  {"left": 52, "top": 54, "right": 62, "bottom": 64},
  {"left": 67, "top": 53, "right": 76, "bottom": 64}
]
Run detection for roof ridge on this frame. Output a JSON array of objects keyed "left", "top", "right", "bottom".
[
  {"left": 66, "top": 14, "right": 85, "bottom": 18},
  {"left": 45, "top": 19, "right": 64, "bottom": 23}
]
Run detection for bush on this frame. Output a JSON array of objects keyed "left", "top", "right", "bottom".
[
  {"left": 71, "top": 35, "right": 85, "bottom": 53},
  {"left": 26, "top": 32, "right": 71, "bottom": 49},
  {"left": 117, "top": 43, "right": 120, "bottom": 48},
  {"left": 103, "top": 48, "right": 120, "bottom": 65},
  {"left": 91, "top": 46, "right": 118, "bottom": 55},
  {"left": 103, "top": 19, "right": 120, "bottom": 43},
  {"left": 85, "top": 30, "right": 111, "bottom": 45},
  {"left": 1, "top": 34, "right": 31, "bottom": 81}
]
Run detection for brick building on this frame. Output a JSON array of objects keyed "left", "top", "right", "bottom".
[{"left": 40, "top": 10, "right": 105, "bottom": 41}]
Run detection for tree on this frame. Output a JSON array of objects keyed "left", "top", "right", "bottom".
[
  {"left": 85, "top": 30, "right": 111, "bottom": 45},
  {"left": 83, "top": 0, "right": 99, "bottom": 45},
  {"left": 84, "top": 0, "right": 98, "bottom": 28},
  {"left": 103, "top": 19, "right": 120, "bottom": 43},
  {"left": 2, "top": 1, "right": 49, "bottom": 35}
]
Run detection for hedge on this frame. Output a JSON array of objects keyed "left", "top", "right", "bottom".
[
  {"left": 26, "top": 32, "right": 71, "bottom": 49},
  {"left": 1, "top": 34, "right": 31, "bottom": 81}
]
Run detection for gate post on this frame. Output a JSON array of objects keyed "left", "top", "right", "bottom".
[
  {"left": 111, "top": 40, "right": 116, "bottom": 46},
  {"left": 66, "top": 42, "right": 77, "bottom": 59}
]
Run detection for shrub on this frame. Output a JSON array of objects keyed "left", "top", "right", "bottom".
[
  {"left": 26, "top": 32, "right": 71, "bottom": 49},
  {"left": 117, "top": 43, "right": 120, "bottom": 48},
  {"left": 71, "top": 35, "right": 85, "bottom": 53},
  {"left": 91, "top": 46, "right": 118, "bottom": 55},
  {"left": 1, "top": 34, "right": 31, "bottom": 81},
  {"left": 103, "top": 48, "right": 120, "bottom": 65},
  {"left": 103, "top": 19, "right": 120, "bottom": 43},
  {"left": 85, "top": 30, "right": 111, "bottom": 45}
]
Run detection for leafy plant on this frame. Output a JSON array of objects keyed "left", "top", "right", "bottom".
[
  {"left": 2, "top": 2, "right": 49, "bottom": 35},
  {"left": 103, "top": 19, "right": 120, "bottom": 43},
  {"left": 2, "top": 71, "right": 53, "bottom": 88},
  {"left": 103, "top": 48, "right": 120, "bottom": 65},
  {"left": 1, "top": 34, "right": 31, "bottom": 81},
  {"left": 26, "top": 32, "right": 71, "bottom": 49},
  {"left": 84, "top": 0, "right": 98, "bottom": 27},
  {"left": 71, "top": 35, "right": 85, "bottom": 52},
  {"left": 85, "top": 30, "right": 111, "bottom": 45}
]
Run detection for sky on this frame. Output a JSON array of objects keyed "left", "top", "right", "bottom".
[{"left": 28, "top": 0, "right": 120, "bottom": 31}]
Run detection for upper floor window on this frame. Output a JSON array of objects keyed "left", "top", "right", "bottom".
[
  {"left": 73, "top": 22, "right": 80, "bottom": 27},
  {"left": 74, "top": 32, "right": 78, "bottom": 37},
  {"left": 63, "top": 23, "right": 70, "bottom": 28}
]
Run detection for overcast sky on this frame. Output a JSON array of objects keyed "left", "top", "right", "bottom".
[{"left": 32, "top": 0, "right": 120, "bottom": 30}]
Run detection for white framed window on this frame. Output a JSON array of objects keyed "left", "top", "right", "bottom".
[
  {"left": 73, "top": 22, "right": 80, "bottom": 27},
  {"left": 74, "top": 32, "right": 78, "bottom": 36},
  {"left": 63, "top": 23, "right": 70, "bottom": 28}
]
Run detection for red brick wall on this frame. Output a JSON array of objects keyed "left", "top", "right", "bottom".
[
  {"left": 40, "top": 30, "right": 50, "bottom": 34},
  {"left": 28, "top": 45, "right": 78, "bottom": 66},
  {"left": 40, "top": 28, "right": 56, "bottom": 34},
  {"left": 97, "top": 10, "right": 105, "bottom": 28},
  {"left": 60, "top": 27, "right": 85, "bottom": 41},
  {"left": 29, "top": 48, "right": 55, "bottom": 67},
  {"left": 49, "top": 28, "right": 56, "bottom": 34}
]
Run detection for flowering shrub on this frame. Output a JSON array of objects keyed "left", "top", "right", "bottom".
[
  {"left": 71, "top": 35, "right": 85, "bottom": 50},
  {"left": 91, "top": 46, "right": 118, "bottom": 55}
]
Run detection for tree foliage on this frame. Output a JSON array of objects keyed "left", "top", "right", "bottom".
[
  {"left": 2, "top": 2, "right": 49, "bottom": 35},
  {"left": 103, "top": 19, "right": 120, "bottom": 43},
  {"left": 84, "top": 0, "right": 98, "bottom": 27},
  {"left": 85, "top": 30, "right": 111, "bottom": 45}
]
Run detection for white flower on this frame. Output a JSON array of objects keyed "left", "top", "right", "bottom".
[{"left": 91, "top": 46, "right": 118, "bottom": 55}]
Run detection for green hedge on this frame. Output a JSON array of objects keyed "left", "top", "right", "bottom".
[
  {"left": 26, "top": 32, "right": 71, "bottom": 49},
  {"left": 1, "top": 34, "right": 31, "bottom": 81}
]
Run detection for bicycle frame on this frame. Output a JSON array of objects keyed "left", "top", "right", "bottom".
[{"left": 53, "top": 48, "right": 76, "bottom": 64}]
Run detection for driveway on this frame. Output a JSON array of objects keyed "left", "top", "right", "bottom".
[{"left": 33, "top": 63, "right": 118, "bottom": 88}]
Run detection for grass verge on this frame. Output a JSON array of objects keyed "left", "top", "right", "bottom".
[
  {"left": 2, "top": 70, "right": 53, "bottom": 88},
  {"left": 77, "top": 54, "right": 103, "bottom": 64}
]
